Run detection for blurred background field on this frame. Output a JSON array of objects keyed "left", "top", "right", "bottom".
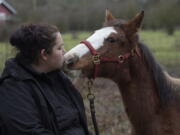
[
  {"left": 1, "top": 30, "right": 180, "bottom": 74},
  {"left": 1, "top": 0, "right": 180, "bottom": 135}
]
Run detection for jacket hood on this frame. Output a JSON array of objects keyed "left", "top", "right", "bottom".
[{"left": 1, "top": 58, "right": 36, "bottom": 81}]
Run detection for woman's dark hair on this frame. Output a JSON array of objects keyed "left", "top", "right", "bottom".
[{"left": 10, "top": 23, "right": 59, "bottom": 64}]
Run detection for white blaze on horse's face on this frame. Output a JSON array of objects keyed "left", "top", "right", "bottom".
[{"left": 65, "top": 27, "right": 117, "bottom": 59}]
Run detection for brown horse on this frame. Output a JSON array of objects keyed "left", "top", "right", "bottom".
[{"left": 64, "top": 10, "right": 180, "bottom": 135}]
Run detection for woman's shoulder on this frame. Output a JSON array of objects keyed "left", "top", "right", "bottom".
[
  {"left": 0, "top": 58, "right": 37, "bottom": 82},
  {"left": 0, "top": 62, "right": 38, "bottom": 97},
  {"left": 0, "top": 75, "right": 31, "bottom": 93}
]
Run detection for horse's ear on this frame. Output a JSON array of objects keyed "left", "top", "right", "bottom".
[
  {"left": 105, "top": 9, "right": 116, "bottom": 23},
  {"left": 125, "top": 11, "right": 144, "bottom": 34}
]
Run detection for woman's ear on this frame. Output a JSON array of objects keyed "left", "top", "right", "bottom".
[{"left": 40, "top": 49, "right": 48, "bottom": 61}]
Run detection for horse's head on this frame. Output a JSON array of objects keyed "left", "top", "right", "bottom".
[{"left": 64, "top": 10, "right": 144, "bottom": 81}]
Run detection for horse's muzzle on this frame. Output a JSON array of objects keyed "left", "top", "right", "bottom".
[{"left": 64, "top": 54, "right": 79, "bottom": 68}]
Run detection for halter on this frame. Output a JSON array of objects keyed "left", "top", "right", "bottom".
[{"left": 80, "top": 40, "right": 141, "bottom": 80}]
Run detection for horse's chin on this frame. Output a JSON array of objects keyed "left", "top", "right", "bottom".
[
  {"left": 80, "top": 68, "right": 94, "bottom": 79},
  {"left": 64, "top": 61, "right": 94, "bottom": 78},
  {"left": 67, "top": 65, "right": 80, "bottom": 70}
]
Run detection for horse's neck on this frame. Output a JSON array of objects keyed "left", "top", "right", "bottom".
[{"left": 115, "top": 58, "right": 160, "bottom": 125}]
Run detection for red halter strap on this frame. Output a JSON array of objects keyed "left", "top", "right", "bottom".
[{"left": 80, "top": 40, "right": 140, "bottom": 80}]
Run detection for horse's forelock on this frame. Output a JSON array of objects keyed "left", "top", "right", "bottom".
[{"left": 103, "top": 19, "right": 126, "bottom": 27}]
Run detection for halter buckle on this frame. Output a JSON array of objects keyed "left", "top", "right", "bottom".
[
  {"left": 92, "top": 54, "right": 100, "bottom": 64},
  {"left": 118, "top": 55, "right": 124, "bottom": 63}
]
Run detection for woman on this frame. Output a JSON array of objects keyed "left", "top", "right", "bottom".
[{"left": 0, "top": 24, "right": 90, "bottom": 135}]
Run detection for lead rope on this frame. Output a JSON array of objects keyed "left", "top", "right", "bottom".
[{"left": 87, "top": 79, "right": 100, "bottom": 135}]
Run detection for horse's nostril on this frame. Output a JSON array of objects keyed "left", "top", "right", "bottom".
[
  {"left": 65, "top": 56, "right": 79, "bottom": 66},
  {"left": 66, "top": 58, "right": 74, "bottom": 65}
]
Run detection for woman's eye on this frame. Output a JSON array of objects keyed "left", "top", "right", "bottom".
[
  {"left": 106, "top": 37, "right": 116, "bottom": 43},
  {"left": 58, "top": 48, "right": 62, "bottom": 51},
  {"left": 58, "top": 46, "right": 62, "bottom": 50}
]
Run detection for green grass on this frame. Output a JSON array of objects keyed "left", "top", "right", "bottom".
[
  {"left": 0, "top": 43, "right": 15, "bottom": 72},
  {"left": 140, "top": 30, "right": 180, "bottom": 52},
  {"left": 139, "top": 30, "right": 180, "bottom": 67},
  {"left": 62, "top": 31, "right": 91, "bottom": 50},
  {"left": 1, "top": 30, "right": 180, "bottom": 72}
]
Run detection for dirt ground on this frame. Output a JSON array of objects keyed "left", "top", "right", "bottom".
[
  {"left": 71, "top": 68, "right": 180, "bottom": 135},
  {"left": 73, "top": 77, "right": 131, "bottom": 135}
]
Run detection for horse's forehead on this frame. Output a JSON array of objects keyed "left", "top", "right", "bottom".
[
  {"left": 87, "top": 27, "right": 117, "bottom": 46},
  {"left": 65, "top": 27, "right": 117, "bottom": 58}
]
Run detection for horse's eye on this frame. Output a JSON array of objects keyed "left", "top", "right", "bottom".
[{"left": 106, "top": 37, "right": 116, "bottom": 43}]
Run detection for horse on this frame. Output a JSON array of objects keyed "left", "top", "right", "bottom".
[{"left": 64, "top": 10, "right": 180, "bottom": 135}]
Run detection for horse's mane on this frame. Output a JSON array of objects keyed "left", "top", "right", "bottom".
[{"left": 139, "top": 43, "right": 174, "bottom": 105}]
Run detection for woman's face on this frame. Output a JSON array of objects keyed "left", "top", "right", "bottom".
[{"left": 46, "top": 32, "right": 65, "bottom": 71}]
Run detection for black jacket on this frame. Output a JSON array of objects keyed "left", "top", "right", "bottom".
[{"left": 0, "top": 58, "right": 89, "bottom": 135}]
